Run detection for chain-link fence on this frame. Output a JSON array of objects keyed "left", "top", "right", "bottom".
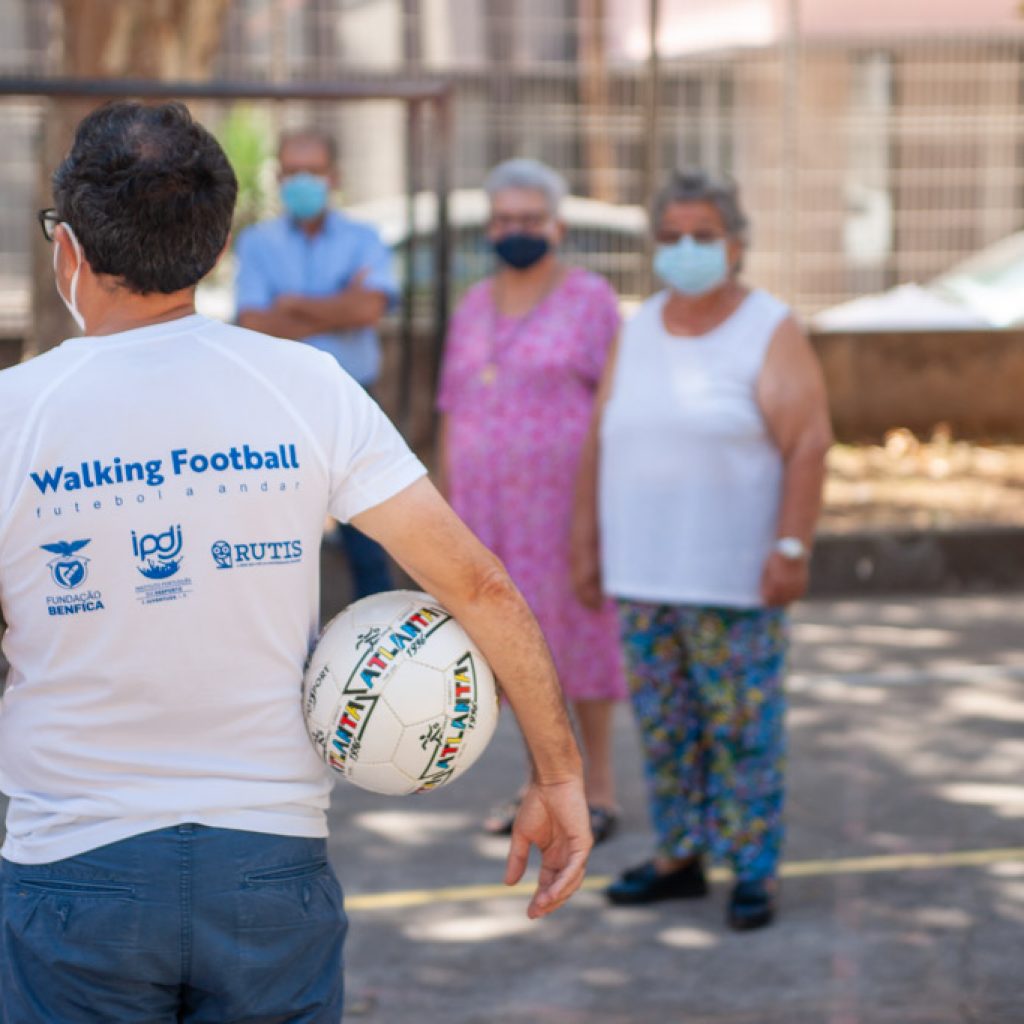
[{"left": 2, "top": 0, "right": 1023, "bottom": 337}]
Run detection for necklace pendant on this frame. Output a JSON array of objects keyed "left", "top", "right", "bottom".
[{"left": 480, "top": 363, "right": 498, "bottom": 386}]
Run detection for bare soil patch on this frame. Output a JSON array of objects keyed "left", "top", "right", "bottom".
[{"left": 823, "top": 427, "right": 1024, "bottom": 533}]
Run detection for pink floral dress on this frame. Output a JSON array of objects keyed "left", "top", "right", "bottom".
[{"left": 438, "top": 267, "right": 627, "bottom": 702}]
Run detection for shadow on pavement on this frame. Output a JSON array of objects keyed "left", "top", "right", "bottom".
[
  {"left": 1, "top": 567, "right": 1021, "bottom": 1023},
  {"left": 329, "top": 594, "right": 1024, "bottom": 1024}
]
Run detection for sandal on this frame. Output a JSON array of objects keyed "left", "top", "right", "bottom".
[
  {"left": 589, "top": 805, "right": 620, "bottom": 845},
  {"left": 482, "top": 796, "right": 521, "bottom": 836}
]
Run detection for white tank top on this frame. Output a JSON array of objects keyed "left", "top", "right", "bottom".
[{"left": 599, "top": 288, "right": 789, "bottom": 608}]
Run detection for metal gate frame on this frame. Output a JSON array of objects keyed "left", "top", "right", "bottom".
[{"left": 0, "top": 74, "right": 454, "bottom": 432}]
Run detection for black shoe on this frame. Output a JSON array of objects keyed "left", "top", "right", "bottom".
[
  {"left": 727, "top": 880, "right": 777, "bottom": 930},
  {"left": 606, "top": 858, "right": 708, "bottom": 905},
  {"left": 589, "top": 806, "right": 619, "bottom": 845},
  {"left": 481, "top": 796, "right": 521, "bottom": 836}
]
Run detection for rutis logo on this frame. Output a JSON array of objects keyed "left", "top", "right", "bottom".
[
  {"left": 132, "top": 525, "right": 184, "bottom": 580},
  {"left": 209, "top": 538, "right": 302, "bottom": 569},
  {"left": 40, "top": 538, "right": 91, "bottom": 589}
]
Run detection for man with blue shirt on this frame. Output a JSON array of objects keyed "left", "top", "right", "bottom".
[{"left": 235, "top": 128, "right": 395, "bottom": 597}]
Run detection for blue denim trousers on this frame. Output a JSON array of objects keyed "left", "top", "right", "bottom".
[
  {"left": 0, "top": 825, "right": 347, "bottom": 1023},
  {"left": 335, "top": 523, "right": 393, "bottom": 599}
]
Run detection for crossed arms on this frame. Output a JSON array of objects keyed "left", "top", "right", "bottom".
[{"left": 238, "top": 270, "right": 387, "bottom": 341}]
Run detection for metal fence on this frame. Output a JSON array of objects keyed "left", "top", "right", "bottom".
[{"left": 2, "top": 0, "right": 1024, "bottom": 336}]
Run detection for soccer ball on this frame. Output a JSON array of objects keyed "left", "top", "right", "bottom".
[{"left": 302, "top": 590, "right": 500, "bottom": 795}]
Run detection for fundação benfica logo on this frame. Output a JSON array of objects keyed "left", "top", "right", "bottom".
[{"left": 40, "top": 538, "right": 92, "bottom": 589}]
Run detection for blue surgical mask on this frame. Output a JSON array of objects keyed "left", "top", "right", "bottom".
[
  {"left": 280, "top": 173, "right": 330, "bottom": 221},
  {"left": 493, "top": 233, "right": 550, "bottom": 270},
  {"left": 653, "top": 236, "right": 730, "bottom": 296}
]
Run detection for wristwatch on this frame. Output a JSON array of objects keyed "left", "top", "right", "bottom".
[{"left": 774, "top": 536, "right": 808, "bottom": 561}]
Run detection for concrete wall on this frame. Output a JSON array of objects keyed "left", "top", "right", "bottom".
[
  {"left": 811, "top": 329, "right": 1024, "bottom": 442},
  {"left": 3, "top": 329, "right": 1024, "bottom": 443},
  {"left": 390, "top": 325, "right": 1024, "bottom": 448}
]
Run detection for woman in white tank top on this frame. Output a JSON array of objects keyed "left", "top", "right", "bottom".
[{"left": 572, "top": 170, "right": 832, "bottom": 930}]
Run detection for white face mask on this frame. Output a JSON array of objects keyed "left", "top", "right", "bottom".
[{"left": 53, "top": 223, "right": 86, "bottom": 331}]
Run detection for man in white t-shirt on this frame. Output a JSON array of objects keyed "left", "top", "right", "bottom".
[{"left": 0, "top": 100, "right": 590, "bottom": 1024}]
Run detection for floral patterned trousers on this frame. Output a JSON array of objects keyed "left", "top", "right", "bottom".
[{"left": 617, "top": 601, "right": 789, "bottom": 881}]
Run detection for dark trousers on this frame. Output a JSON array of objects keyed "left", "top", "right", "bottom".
[
  {"left": 335, "top": 522, "right": 393, "bottom": 599},
  {"left": 1, "top": 826, "right": 347, "bottom": 1023}
]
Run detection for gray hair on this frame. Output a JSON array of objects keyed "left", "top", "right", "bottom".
[
  {"left": 484, "top": 158, "right": 568, "bottom": 215},
  {"left": 278, "top": 127, "right": 337, "bottom": 165},
  {"left": 652, "top": 169, "right": 750, "bottom": 246}
]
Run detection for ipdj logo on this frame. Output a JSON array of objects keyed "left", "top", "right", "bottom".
[
  {"left": 40, "top": 538, "right": 91, "bottom": 590},
  {"left": 131, "top": 525, "right": 184, "bottom": 580}
]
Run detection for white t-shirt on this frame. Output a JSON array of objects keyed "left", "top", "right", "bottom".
[
  {"left": 0, "top": 314, "right": 426, "bottom": 864},
  {"left": 600, "top": 289, "right": 788, "bottom": 608}
]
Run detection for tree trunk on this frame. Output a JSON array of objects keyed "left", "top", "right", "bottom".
[{"left": 29, "top": 0, "right": 232, "bottom": 356}]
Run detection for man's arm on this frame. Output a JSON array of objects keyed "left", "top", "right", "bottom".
[
  {"left": 351, "top": 477, "right": 592, "bottom": 919},
  {"left": 238, "top": 273, "right": 386, "bottom": 339},
  {"left": 275, "top": 270, "right": 387, "bottom": 333},
  {"left": 237, "top": 306, "right": 322, "bottom": 340},
  {"left": 234, "top": 228, "right": 314, "bottom": 339},
  {"left": 239, "top": 272, "right": 387, "bottom": 339},
  {"left": 277, "top": 229, "right": 396, "bottom": 335}
]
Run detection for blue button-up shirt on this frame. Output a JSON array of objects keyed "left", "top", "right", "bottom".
[{"left": 234, "top": 211, "right": 398, "bottom": 385}]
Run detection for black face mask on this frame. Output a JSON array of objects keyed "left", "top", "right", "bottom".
[{"left": 493, "top": 233, "right": 550, "bottom": 270}]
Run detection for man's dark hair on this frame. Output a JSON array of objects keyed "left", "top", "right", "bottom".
[{"left": 52, "top": 100, "right": 238, "bottom": 295}]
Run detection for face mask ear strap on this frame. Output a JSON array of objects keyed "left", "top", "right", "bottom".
[{"left": 53, "top": 222, "right": 87, "bottom": 331}]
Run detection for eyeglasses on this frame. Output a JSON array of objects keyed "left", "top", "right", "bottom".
[
  {"left": 655, "top": 229, "right": 726, "bottom": 245},
  {"left": 38, "top": 208, "right": 61, "bottom": 242},
  {"left": 489, "top": 212, "right": 552, "bottom": 232}
]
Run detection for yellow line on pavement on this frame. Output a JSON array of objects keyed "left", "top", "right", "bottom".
[
  {"left": 344, "top": 846, "right": 1024, "bottom": 912},
  {"left": 774, "top": 846, "right": 1024, "bottom": 878}
]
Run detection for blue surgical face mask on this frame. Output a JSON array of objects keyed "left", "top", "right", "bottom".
[
  {"left": 280, "top": 172, "right": 330, "bottom": 221},
  {"left": 493, "top": 233, "right": 550, "bottom": 270},
  {"left": 653, "top": 235, "right": 730, "bottom": 296}
]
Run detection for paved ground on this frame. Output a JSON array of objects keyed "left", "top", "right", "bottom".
[
  {"left": 327, "top": 593, "right": 1024, "bottom": 1024},
  {"left": 2, "top": 592, "right": 1022, "bottom": 1022}
]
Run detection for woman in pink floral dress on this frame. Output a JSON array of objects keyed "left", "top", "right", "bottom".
[{"left": 437, "top": 158, "right": 627, "bottom": 842}]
